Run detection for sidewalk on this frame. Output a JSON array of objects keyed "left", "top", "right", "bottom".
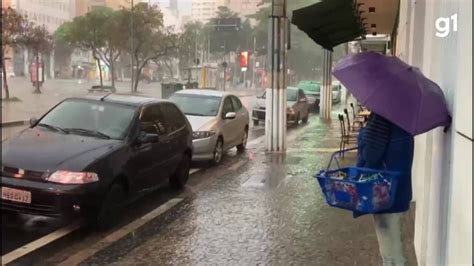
[{"left": 80, "top": 112, "right": 417, "bottom": 265}]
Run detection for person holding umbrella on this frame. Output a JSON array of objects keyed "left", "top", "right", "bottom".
[{"left": 333, "top": 52, "right": 451, "bottom": 266}]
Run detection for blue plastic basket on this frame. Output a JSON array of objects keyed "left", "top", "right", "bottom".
[{"left": 315, "top": 148, "right": 401, "bottom": 213}]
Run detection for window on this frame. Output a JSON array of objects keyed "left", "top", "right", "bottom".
[
  {"left": 140, "top": 105, "right": 168, "bottom": 136},
  {"left": 230, "top": 96, "right": 242, "bottom": 111},
  {"left": 287, "top": 89, "right": 298, "bottom": 102},
  {"left": 222, "top": 97, "right": 234, "bottom": 117},
  {"left": 160, "top": 103, "right": 186, "bottom": 133}
]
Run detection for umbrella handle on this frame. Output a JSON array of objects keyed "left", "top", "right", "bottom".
[{"left": 443, "top": 124, "right": 451, "bottom": 133}]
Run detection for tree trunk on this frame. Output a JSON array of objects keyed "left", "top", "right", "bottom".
[
  {"left": 2, "top": 49, "right": 10, "bottom": 100},
  {"left": 167, "top": 61, "right": 174, "bottom": 78},
  {"left": 110, "top": 57, "right": 115, "bottom": 89},
  {"left": 34, "top": 52, "right": 41, "bottom": 94},
  {"left": 96, "top": 58, "right": 103, "bottom": 88},
  {"left": 134, "top": 67, "right": 141, "bottom": 93}
]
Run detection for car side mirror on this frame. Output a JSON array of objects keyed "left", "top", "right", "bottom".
[
  {"left": 225, "top": 112, "right": 237, "bottom": 120},
  {"left": 138, "top": 132, "right": 159, "bottom": 144},
  {"left": 29, "top": 117, "right": 38, "bottom": 127}
]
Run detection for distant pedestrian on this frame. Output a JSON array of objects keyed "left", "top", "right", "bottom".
[{"left": 356, "top": 112, "right": 415, "bottom": 266}]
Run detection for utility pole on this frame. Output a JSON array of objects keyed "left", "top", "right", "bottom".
[
  {"left": 130, "top": 0, "right": 134, "bottom": 93},
  {"left": 207, "top": 37, "right": 210, "bottom": 63},
  {"left": 195, "top": 28, "right": 198, "bottom": 86},
  {"left": 265, "top": 0, "right": 288, "bottom": 152},
  {"left": 252, "top": 36, "right": 257, "bottom": 89}
]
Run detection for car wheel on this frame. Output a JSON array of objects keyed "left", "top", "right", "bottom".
[
  {"left": 212, "top": 137, "right": 224, "bottom": 165},
  {"left": 253, "top": 119, "right": 259, "bottom": 126},
  {"left": 95, "top": 183, "right": 126, "bottom": 229},
  {"left": 302, "top": 113, "right": 309, "bottom": 124},
  {"left": 237, "top": 128, "right": 248, "bottom": 153},
  {"left": 170, "top": 154, "right": 191, "bottom": 189}
]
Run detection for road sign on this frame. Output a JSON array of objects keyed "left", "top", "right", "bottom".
[{"left": 214, "top": 18, "right": 241, "bottom": 32}]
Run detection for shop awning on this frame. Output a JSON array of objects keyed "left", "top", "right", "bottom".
[{"left": 292, "top": 0, "right": 365, "bottom": 50}]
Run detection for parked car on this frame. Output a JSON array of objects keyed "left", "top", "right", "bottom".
[
  {"left": 297, "top": 80, "right": 342, "bottom": 108},
  {"left": 252, "top": 87, "right": 310, "bottom": 126},
  {"left": 170, "top": 89, "right": 249, "bottom": 165},
  {"left": 1, "top": 94, "right": 192, "bottom": 227},
  {"left": 332, "top": 81, "right": 342, "bottom": 104},
  {"left": 297, "top": 80, "right": 320, "bottom": 111}
]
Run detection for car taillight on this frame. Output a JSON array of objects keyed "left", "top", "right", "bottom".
[{"left": 46, "top": 171, "right": 99, "bottom": 184}]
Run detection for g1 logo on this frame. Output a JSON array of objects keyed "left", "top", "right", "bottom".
[{"left": 435, "top": 14, "right": 458, "bottom": 38}]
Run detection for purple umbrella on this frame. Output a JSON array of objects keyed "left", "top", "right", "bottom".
[{"left": 333, "top": 52, "right": 451, "bottom": 135}]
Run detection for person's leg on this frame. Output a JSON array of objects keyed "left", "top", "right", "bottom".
[{"left": 373, "top": 213, "right": 406, "bottom": 266}]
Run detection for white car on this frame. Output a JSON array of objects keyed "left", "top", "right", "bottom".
[{"left": 170, "top": 89, "right": 249, "bottom": 164}]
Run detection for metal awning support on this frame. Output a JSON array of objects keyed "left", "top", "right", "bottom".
[
  {"left": 320, "top": 49, "right": 333, "bottom": 119},
  {"left": 265, "top": 0, "right": 288, "bottom": 152}
]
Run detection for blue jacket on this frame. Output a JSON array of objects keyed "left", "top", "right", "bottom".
[{"left": 355, "top": 113, "right": 414, "bottom": 218}]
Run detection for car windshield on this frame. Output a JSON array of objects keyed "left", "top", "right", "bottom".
[
  {"left": 298, "top": 81, "right": 321, "bottom": 93},
  {"left": 38, "top": 99, "right": 136, "bottom": 139},
  {"left": 170, "top": 94, "right": 222, "bottom": 117}
]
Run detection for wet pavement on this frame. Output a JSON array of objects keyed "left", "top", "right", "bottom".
[
  {"left": 2, "top": 103, "right": 417, "bottom": 265},
  {"left": 64, "top": 113, "right": 415, "bottom": 265}
]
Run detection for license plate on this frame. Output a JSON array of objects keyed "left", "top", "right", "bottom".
[{"left": 1, "top": 187, "right": 32, "bottom": 204}]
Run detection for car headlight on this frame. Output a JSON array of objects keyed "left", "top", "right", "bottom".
[
  {"left": 46, "top": 171, "right": 99, "bottom": 184},
  {"left": 193, "top": 131, "right": 215, "bottom": 140}
]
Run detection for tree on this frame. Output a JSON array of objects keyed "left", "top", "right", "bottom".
[
  {"left": 215, "top": 6, "right": 238, "bottom": 19},
  {"left": 118, "top": 4, "right": 177, "bottom": 92},
  {"left": 58, "top": 7, "right": 124, "bottom": 88},
  {"left": 178, "top": 22, "right": 205, "bottom": 71},
  {"left": 23, "top": 24, "right": 53, "bottom": 93},
  {"left": 250, "top": 0, "right": 341, "bottom": 80},
  {"left": 1, "top": 7, "right": 28, "bottom": 99},
  {"left": 207, "top": 6, "right": 244, "bottom": 54},
  {"left": 54, "top": 22, "right": 75, "bottom": 78}
]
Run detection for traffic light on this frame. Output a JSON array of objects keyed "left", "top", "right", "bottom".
[{"left": 240, "top": 51, "right": 249, "bottom": 71}]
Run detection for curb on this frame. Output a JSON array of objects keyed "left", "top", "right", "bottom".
[{"left": 1, "top": 120, "right": 29, "bottom": 128}]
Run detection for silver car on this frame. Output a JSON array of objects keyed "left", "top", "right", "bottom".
[
  {"left": 252, "top": 87, "right": 310, "bottom": 126},
  {"left": 170, "top": 89, "right": 249, "bottom": 164}
]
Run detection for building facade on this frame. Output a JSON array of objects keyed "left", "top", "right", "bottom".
[
  {"left": 192, "top": 0, "right": 262, "bottom": 22},
  {"left": 9, "top": 0, "right": 75, "bottom": 78},
  {"left": 2, "top": 0, "right": 15, "bottom": 76},
  {"left": 191, "top": 0, "right": 222, "bottom": 22},
  {"left": 76, "top": 0, "right": 130, "bottom": 16},
  {"left": 395, "top": 0, "right": 472, "bottom": 265},
  {"left": 227, "top": 0, "right": 262, "bottom": 18}
]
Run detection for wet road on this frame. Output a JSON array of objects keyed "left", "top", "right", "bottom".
[{"left": 2, "top": 104, "right": 417, "bottom": 265}]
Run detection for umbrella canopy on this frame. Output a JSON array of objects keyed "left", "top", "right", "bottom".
[
  {"left": 333, "top": 52, "right": 451, "bottom": 135},
  {"left": 292, "top": 0, "right": 365, "bottom": 50}
]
